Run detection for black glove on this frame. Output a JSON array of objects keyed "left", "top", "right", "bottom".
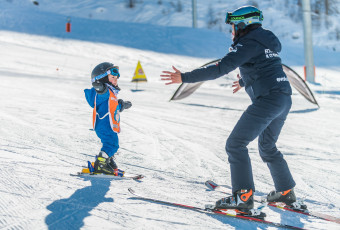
[
  {"left": 118, "top": 99, "right": 132, "bottom": 112},
  {"left": 92, "top": 81, "right": 107, "bottom": 94}
]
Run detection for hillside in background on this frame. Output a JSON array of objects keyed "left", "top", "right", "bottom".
[
  {"left": 2, "top": 0, "right": 340, "bottom": 51},
  {"left": 1, "top": 0, "right": 340, "bottom": 68}
]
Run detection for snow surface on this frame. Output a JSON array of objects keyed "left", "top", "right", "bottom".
[{"left": 0, "top": 1, "right": 340, "bottom": 230}]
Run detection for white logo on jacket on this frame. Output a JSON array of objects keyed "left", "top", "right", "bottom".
[
  {"left": 229, "top": 43, "right": 243, "bottom": 53},
  {"left": 265, "top": 49, "right": 279, "bottom": 58},
  {"left": 276, "top": 76, "right": 289, "bottom": 82}
]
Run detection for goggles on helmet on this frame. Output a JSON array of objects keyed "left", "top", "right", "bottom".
[
  {"left": 225, "top": 11, "right": 262, "bottom": 24},
  {"left": 225, "top": 12, "right": 232, "bottom": 24},
  {"left": 92, "top": 67, "right": 120, "bottom": 83}
]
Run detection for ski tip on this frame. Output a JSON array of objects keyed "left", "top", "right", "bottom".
[
  {"left": 133, "top": 175, "right": 145, "bottom": 180},
  {"left": 128, "top": 188, "right": 135, "bottom": 194},
  {"left": 205, "top": 180, "right": 218, "bottom": 190}
]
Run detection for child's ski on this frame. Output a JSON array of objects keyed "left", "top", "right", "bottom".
[
  {"left": 71, "top": 161, "right": 144, "bottom": 180},
  {"left": 205, "top": 180, "right": 340, "bottom": 224},
  {"left": 128, "top": 188, "right": 304, "bottom": 229},
  {"left": 71, "top": 172, "right": 144, "bottom": 180}
]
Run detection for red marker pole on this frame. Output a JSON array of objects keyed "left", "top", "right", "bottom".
[
  {"left": 66, "top": 18, "right": 71, "bottom": 33},
  {"left": 303, "top": 65, "right": 315, "bottom": 81}
]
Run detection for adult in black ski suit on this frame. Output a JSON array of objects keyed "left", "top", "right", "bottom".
[{"left": 161, "top": 6, "right": 296, "bottom": 209}]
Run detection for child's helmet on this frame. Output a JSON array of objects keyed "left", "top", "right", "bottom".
[
  {"left": 91, "top": 62, "right": 120, "bottom": 83},
  {"left": 225, "top": 6, "right": 263, "bottom": 31}
]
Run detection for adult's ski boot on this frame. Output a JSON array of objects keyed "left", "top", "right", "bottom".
[
  {"left": 267, "top": 188, "right": 296, "bottom": 204},
  {"left": 214, "top": 189, "right": 265, "bottom": 219},
  {"left": 267, "top": 188, "right": 307, "bottom": 210},
  {"left": 215, "top": 189, "right": 254, "bottom": 210}
]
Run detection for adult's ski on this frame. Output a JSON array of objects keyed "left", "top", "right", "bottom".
[
  {"left": 205, "top": 180, "right": 340, "bottom": 224},
  {"left": 128, "top": 188, "right": 304, "bottom": 229}
]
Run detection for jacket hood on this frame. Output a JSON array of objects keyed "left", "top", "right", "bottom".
[{"left": 245, "top": 27, "right": 282, "bottom": 52}]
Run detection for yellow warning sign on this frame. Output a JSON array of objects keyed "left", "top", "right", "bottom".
[{"left": 131, "top": 60, "right": 147, "bottom": 82}]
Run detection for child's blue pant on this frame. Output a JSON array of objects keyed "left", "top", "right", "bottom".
[{"left": 95, "top": 128, "right": 119, "bottom": 158}]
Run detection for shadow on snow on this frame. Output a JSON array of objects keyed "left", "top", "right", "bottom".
[
  {"left": 45, "top": 178, "right": 112, "bottom": 230},
  {"left": 290, "top": 108, "right": 319, "bottom": 114},
  {"left": 315, "top": 90, "right": 340, "bottom": 95}
]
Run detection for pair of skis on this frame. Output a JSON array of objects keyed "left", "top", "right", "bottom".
[
  {"left": 205, "top": 180, "right": 340, "bottom": 224},
  {"left": 73, "top": 161, "right": 338, "bottom": 228},
  {"left": 128, "top": 188, "right": 304, "bottom": 229},
  {"left": 128, "top": 180, "right": 340, "bottom": 229}
]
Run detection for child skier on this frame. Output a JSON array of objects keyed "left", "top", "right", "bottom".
[{"left": 84, "top": 62, "right": 132, "bottom": 175}]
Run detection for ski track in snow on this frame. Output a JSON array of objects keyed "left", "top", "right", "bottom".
[{"left": 0, "top": 30, "right": 340, "bottom": 229}]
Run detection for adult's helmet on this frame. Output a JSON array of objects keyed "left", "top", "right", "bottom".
[
  {"left": 91, "top": 62, "right": 120, "bottom": 84},
  {"left": 226, "top": 6, "right": 263, "bottom": 31}
]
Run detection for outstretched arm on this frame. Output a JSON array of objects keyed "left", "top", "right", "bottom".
[{"left": 160, "top": 66, "right": 183, "bottom": 85}]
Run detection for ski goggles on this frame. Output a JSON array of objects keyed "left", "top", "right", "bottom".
[
  {"left": 92, "top": 67, "right": 120, "bottom": 83},
  {"left": 225, "top": 12, "right": 233, "bottom": 24},
  {"left": 225, "top": 12, "right": 262, "bottom": 24}
]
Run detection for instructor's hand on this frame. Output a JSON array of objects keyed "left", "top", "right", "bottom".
[
  {"left": 161, "top": 66, "right": 182, "bottom": 85},
  {"left": 232, "top": 74, "right": 242, "bottom": 94}
]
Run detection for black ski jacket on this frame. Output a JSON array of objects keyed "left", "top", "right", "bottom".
[{"left": 181, "top": 26, "right": 292, "bottom": 101}]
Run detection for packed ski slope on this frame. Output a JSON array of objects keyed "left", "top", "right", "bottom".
[
  {"left": 1, "top": 1, "right": 340, "bottom": 229},
  {"left": 1, "top": 30, "right": 340, "bottom": 229}
]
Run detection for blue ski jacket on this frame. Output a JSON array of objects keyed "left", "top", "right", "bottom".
[
  {"left": 84, "top": 86, "right": 121, "bottom": 157},
  {"left": 181, "top": 26, "right": 292, "bottom": 101},
  {"left": 84, "top": 87, "right": 121, "bottom": 132}
]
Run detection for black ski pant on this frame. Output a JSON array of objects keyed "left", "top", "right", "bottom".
[{"left": 226, "top": 92, "right": 296, "bottom": 193}]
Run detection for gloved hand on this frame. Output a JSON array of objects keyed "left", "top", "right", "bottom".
[
  {"left": 118, "top": 99, "right": 132, "bottom": 112},
  {"left": 92, "top": 81, "right": 107, "bottom": 94}
]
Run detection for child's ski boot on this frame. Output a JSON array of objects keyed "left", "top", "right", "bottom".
[{"left": 94, "top": 151, "right": 124, "bottom": 176}]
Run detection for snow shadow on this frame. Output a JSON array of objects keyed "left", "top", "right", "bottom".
[
  {"left": 266, "top": 206, "right": 305, "bottom": 229},
  {"left": 45, "top": 178, "right": 113, "bottom": 230},
  {"left": 315, "top": 90, "right": 340, "bottom": 95},
  {"left": 207, "top": 214, "right": 266, "bottom": 230},
  {"left": 290, "top": 108, "right": 319, "bottom": 113},
  {"left": 178, "top": 102, "right": 244, "bottom": 112}
]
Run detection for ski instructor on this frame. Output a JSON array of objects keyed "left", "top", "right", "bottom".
[{"left": 161, "top": 6, "right": 298, "bottom": 211}]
